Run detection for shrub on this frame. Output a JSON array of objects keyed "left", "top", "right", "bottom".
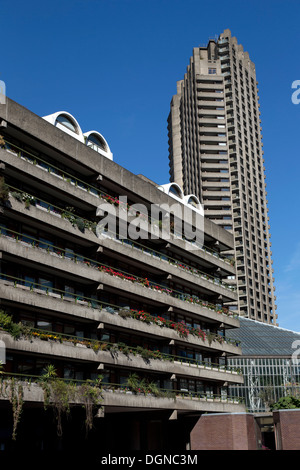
[
  {"left": 270, "top": 395, "right": 300, "bottom": 410},
  {"left": 0, "top": 311, "right": 22, "bottom": 339}
]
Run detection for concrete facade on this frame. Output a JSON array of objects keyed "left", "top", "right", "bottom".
[
  {"left": 167, "top": 29, "right": 277, "bottom": 326},
  {"left": 0, "top": 97, "right": 244, "bottom": 450}
]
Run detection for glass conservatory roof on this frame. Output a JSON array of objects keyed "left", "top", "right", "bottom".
[{"left": 226, "top": 317, "right": 300, "bottom": 357}]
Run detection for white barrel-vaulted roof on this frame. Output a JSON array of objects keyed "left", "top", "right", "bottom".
[
  {"left": 158, "top": 183, "right": 204, "bottom": 215},
  {"left": 42, "top": 111, "right": 113, "bottom": 160}
]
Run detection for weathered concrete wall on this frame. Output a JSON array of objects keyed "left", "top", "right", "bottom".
[
  {"left": 0, "top": 331, "right": 243, "bottom": 385},
  {"left": 0, "top": 98, "right": 234, "bottom": 252}
]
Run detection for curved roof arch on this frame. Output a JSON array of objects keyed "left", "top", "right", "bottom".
[
  {"left": 158, "top": 183, "right": 184, "bottom": 200},
  {"left": 184, "top": 194, "right": 204, "bottom": 215},
  {"left": 42, "top": 112, "right": 113, "bottom": 159},
  {"left": 42, "top": 111, "right": 84, "bottom": 142},
  {"left": 83, "top": 130, "right": 113, "bottom": 160}
]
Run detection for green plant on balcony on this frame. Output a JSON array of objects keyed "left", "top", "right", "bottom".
[
  {"left": 74, "top": 217, "right": 85, "bottom": 232},
  {"left": 77, "top": 375, "right": 103, "bottom": 435},
  {"left": 116, "top": 342, "right": 132, "bottom": 356},
  {"left": 206, "top": 332, "right": 216, "bottom": 345},
  {"left": 10, "top": 190, "right": 36, "bottom": 208},
  {"left": 136, "top": 345, "right": 155, "bottom": 362},
  {"left": 0, "top": 310, "right": 22, "bottom": 339},
  {"left": 126, "top": 373, "right": 162, "bottom": 397},
  {"left": 40, "top": 365, "right": 75, "bottom": 437},
  {"left": 118, "top": 308, "right": 132, "bottom": 319},
  {"left": 0, "top": 375, "right": 24, "bottom": 440},
  {"left": 0, "top": 177, "right": 9, "bottom": 206},
  {"left": 60, "top": 206, "right": 92, "bottom": 233},
  {"left": 61, "top": 206, "right": 76, "bottom": 223},
  {"left": 40, "top": 365, "right": 103, "bottom": 437},
  {"left": 24, "top": 194, "right": 36, "bottom": 209},
  {"left": 10, "top": 191, "right": 23, "bottom": 202}
]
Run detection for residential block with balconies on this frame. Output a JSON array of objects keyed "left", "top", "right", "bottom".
[{"left": 0, "top": 98, "right": 244, "bottom": 451}]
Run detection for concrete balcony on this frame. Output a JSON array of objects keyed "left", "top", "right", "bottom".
[
  {"left": 202, "top": 181, "right": 231, "bottom": 188},
  {"left": 197, "top": 92, "right": 224, "bottom": 100},
  {"left": 0, "top": 280, "right": 241, "bottom": 355},
  {"left": 199, "top": 117, "right": 226, "bottom": 125},
  {"left": 204, "top": 210, "right": 232, "bottom": 218},
  {"left": 102, "top": 390, "right": 245, "bottom": 414},
  {"left": 0, "top": 280, "right": 101, "bottom": 323},
  {"left": 0, "top": 233, "right": 237, "bottom": 303},
  {"left": 198, "top": 109, "right": 225, "bottom": 117},
  {"left": 201, "top": 163, "right": 229, "bottom": 170},
  {"left": 0, "top": 235, "right": 101, "bottom": 283},
  {"left": 200, "top": 144, "right": 228, "bottom": 152},
  {"left": 5, "top": 196, "right": 97, "bottom": 245},
  {"left": 96, "top": 274, "right": 238, "bottom": 326},
  {"left": 98, "top": 352, "right": 244, "bottom": 385},
  {"left": 0, "top": 146, "right": 100, "bottom": 210},
  {"left": 199, "top": 127, "right": 226, "bottom": 134},
  {"left": 196, "top": 74, "right": 223, "bottom": 82},
  {"left": 0, "top": 237, "right": 237, "bottom": 316},
  {"left": 4, "top": 195, "right": 233, "bottom": 274},
  {"left": 0, "top": 276, "right": 240, "bottom": 330},
  {"left": 0, "top": 331, "right": 243, "bottom": 385},
  {"left": 199, "top": 136, "right": 227, "bottom": 144},
  {"left": 201, "top": 171, "right": 229, "bottom": 179},
  {"left": 197, "top": 100, "right": 225, "bottom": 108},
  {"left": 203, "top": 199, "right": 232, "bottom": 208},
  {"left": 0, "top": 379, "right": 245, "bottom": 415},
  {"left": 98, "top": 234, "right": 236, "bottom": 278},
  {"left": 97, "top": 309, "right": 242, "bottom": 356},
  {"left": 203, "top": 190, "right": 231, "bottom": 197},
  {"left": 196, "top": 82, "right": 224, "bottom": 90}
]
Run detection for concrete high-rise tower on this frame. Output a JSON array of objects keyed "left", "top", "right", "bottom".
[{"left": 168, "top": 29, "right": 277, "bottom": 325}]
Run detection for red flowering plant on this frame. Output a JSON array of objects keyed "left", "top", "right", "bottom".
[
  {"left": 97, "top": 262, "right": 233, "bottom": 317},
  {"left": 172, "top": 320, "right": 189, "bottom": 338},
  {"left": 192, "top": 327, "right": 206, "bottom": 341}
]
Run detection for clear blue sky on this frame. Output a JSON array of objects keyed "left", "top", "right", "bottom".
[{"left": 1, "top": 0, "right": 300, "bottom": 331}]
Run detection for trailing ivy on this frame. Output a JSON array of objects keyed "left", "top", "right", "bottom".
[
  {"left": 40, "top": 365, "right": 103, "bottom": 437},
  {"left": 0, "top": 373, "right": 24, "bottom": 440}
]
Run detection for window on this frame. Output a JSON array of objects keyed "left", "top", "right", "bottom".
[
  {"left": 208, "top": 68, "right": 216, "bottom": 74},
  {"left": 169, "top": 184, "right": 183, "bottom": 198},
  {"left": 38, "top": 277, "right": 53, "bottom": 293},
  {"left": 37, "top": 319, "right": 52, "bottom": 331},
  {"left": 55, "top": 114, "right": 78, "bottom": 133},
  {"left": 86, "top": 133, "right": 107, "bottom": 152},
  {"left": 188, "top": 196, "right": 199, "bottom": 208}
]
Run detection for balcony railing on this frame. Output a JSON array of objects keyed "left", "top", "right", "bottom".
[
  {"left": 0, "top": 372, "right": 245, "bottom": 405},
  {"left": 2, "top": 139, "right": 103, "bottom": 198},
  {"left": 101, "top": 228, "right": 235, "bottom": 267},
  {"left": 0, "top": 227, "right": 236, "bottom": 295},
  {"left": 0, "top": 324, "right": 241, "bottom": 374},
  {"left": 0, "top": 241, "right": 235, "bottom": 316},
  {"left": 0, "top": 273, "right": 240, "bottom": 350}
]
